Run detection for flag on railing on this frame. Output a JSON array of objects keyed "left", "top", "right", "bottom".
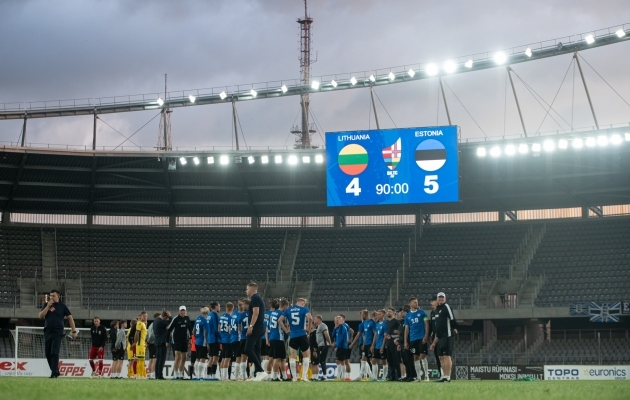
[{"left": 589, "top": 302, "right": 621, "bottom": 323}]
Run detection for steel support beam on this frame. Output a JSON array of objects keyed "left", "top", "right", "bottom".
[
  {"left": 232, "top": 101, "right": 240, "bottom": 150},
  {"left": 507, "top": 66, "right": 527, "bottom": 137},
  {"left": 21, "top": 116, "right": 27, "bottom": 147},
  {"left": 439, "top": 78, "right": 452, "bottom": 125},
  {"left": 370, "top": 87, "right": 380, "bottom": 130},
  {"left": 92, "top": 113, "right": 97, "bottom": 150},
  {"left": 574, "top": 52, "right": 600, "bottom": 130}
]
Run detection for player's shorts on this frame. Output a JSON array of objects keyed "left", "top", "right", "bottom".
[
  {"left": 127, "top": 345, "right": 136, "bottom": 360},
  {"left": 260, "top": 340, "right": 268, "bottom": 357},
  {"left": 409, "top": 340, "right": 428, "bottom": 356},
  {"left": 111, "top": 348, "right": 125, "bottom": 361},
  {"left": 336, "top": 348, "right": 349, "bottom": 361},
  {"left": 148, "top": 344, "right": 156, "bottom": 359},
  {"left": 190, "top": 350, "right": 197, "bottom": 364},
  {"left": 270, "top": 340, "right": 286, "bottom": 360},
  {"left": 136, "top": 346, "right": 146, "bottom": 359},
  {"left": 311, "top": 348, "right": 320, "bottom": 365},
  {"left": 88, "top": 346, "right": 104, "bottom": 360},
  {"left": 208, "top": 343, "right": 220, "bottom": 358},
  {"left": 221, "top": 343, "right": 233, "bottom": 360},
  {"left": 289, "top": 336, "right": 310, "bottom": 352},
  {"left": 361, "top": 345, "right": 373, "bottom": 359},
  {"left": 240, "top": 340, "right": 247, "bottom": 356},
  {"left": 374, "top": 347, "right": 387, "bottom": 360},
  {"left": 173, "top": 339, "right": 188, "bottom": 353},
  {"left": 436, "top": 337, "right": 454, "bottom": 357},
  {"left": 196, "top": 345, "right": 208, "bottom": 360},
  {"left": 232, "top": 341, "right": 241, "bottom": 358}
]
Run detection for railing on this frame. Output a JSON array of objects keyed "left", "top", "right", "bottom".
[{"left": 276, "top": 231, "right": 288, "bottom": 281}]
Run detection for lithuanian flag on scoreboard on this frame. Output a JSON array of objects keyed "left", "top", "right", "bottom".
[{"left": 338, "top": 144, "right": 368, "bottom": 175}]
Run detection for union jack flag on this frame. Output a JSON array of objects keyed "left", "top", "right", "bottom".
[
  {"left": 589, "top": 302, "right": 621, "bottom": 323},
  {"left": 382, "top": 138, "right": 401, "bottom": 177}
]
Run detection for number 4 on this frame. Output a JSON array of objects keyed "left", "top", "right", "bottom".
[
  {"left": 346, "top": 177, "right": 361, "bottom": 196},
  {"left": 424, "top": 175, "right": 439, "bottom": 194}
]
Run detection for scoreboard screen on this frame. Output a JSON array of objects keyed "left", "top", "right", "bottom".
[{"left": 326, "top": 126, "right": 459, "bottom": 207}]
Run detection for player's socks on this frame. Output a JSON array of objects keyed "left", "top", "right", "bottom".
[
  {"left": 415, "top": 360, "right": 422, "bottom": 379},
  {"left": 98, "top": 360, "right": 103, "bottom": 375},
  {"left": 444, "top": 375, "right": 450, "bottom": 381},
  {"left": 289, "top": 359, "right": 297, "bottom": 380},
  {"left": 241, "top": 363, "right": 247, "bottom": 379},
  {"left": 89, "top": 360, "right": 95, "bottom": 372},
  {"left": 234, "top": 362, "right": 240, "bottom": 379},
  {"left": 421, "top": 359, "right": 429, "bottom": 379},
  {"left": 138, "top": 361, "right": 146, "bottom": 377},
  {"left": 372, "top": 364, "right": 378, "bottom": 379},
  {"left": 383, "top": 365, "right": 388, "bottom": 380},
  {"left": 360, "top": 360, "right": 366, "bottom": 378},
  {"left": 302, "top": 358, "right": 310, "bottom": 380}
]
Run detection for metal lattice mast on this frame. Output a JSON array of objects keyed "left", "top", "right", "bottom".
[
  {"left": 291, "top": 0, "right": 317, "bottom": 149},
  {"left": 157, "top": 74, "right": 172, "bottom": 151}
]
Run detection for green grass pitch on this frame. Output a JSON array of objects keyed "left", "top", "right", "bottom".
[{"left": 0, "top": 378, "right": 628, "bottom": 400}]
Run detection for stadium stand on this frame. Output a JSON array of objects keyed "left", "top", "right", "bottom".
[
  {"left": 529, "top": 218, "right": 630, "bottom": 306},
  {"left": 0, "top": 227, "right": 41, "bottom": 308},
  {"left": 294, "top": 228, "right": 412, "bottom": 310},
  {"left": 529, "top": 337, "right": 630, "bottom": 364}
]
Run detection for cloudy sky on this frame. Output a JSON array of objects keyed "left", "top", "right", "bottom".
[{"left": 0, "top": 0, "right": 629, "bottom": 151}]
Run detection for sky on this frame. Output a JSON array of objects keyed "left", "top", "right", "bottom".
[{"left": 0, "top": 0, "right": 629, "bottom": 151}]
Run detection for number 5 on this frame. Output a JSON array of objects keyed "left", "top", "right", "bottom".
[
  {"left": 424, "top": 175, "right": 439, "bottom": 194},
  {"left": 346, "top": 177, "right": 361, "bottom": 196}
]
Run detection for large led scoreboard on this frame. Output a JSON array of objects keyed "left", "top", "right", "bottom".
[{"left": 326, "top": 126, "right": 459, "bottom": 207}]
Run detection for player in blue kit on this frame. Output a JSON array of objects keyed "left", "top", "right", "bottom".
[
  {"left": 218, "top": 303, "right": 233, "bottom": 381},
  {"left": 192, "top": 307, "right": 210, "bottom": 380},
  {"left": 261, "top": 304, "right": 272, "bottom": 375},
  {"left": 279, "top": 298, "right": 312, "bottom": 382},
  {"left": 339, "top": 314, "right": 354, "bottom": 380},
  {"left": 268, "top": 299, "right": 289, "bottom": 381},
  {"left": 331, "top": 316, "right": 350, "bottom": 381},
  {"left": 230, "top": 305, "right": 241, "bottom": 380},
  {"left": 237, "top": 299, "right": 249, "bottom": 380},
  {"left": 370, "top": 309, "right": 388, "bottom": 381},
  {"left": 350, "top": 309, "right": 375, "bottom": 381},
  {"left": 206, "top": 302, "right": 220, "bottom": 380},
  {"left": 404, "top": 297, "right": 430, "bottom": 382}
]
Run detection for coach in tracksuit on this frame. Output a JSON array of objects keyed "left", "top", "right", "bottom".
[
  {"left": 430, "top": 292, "right": 458, "bottom": 383},
  {"left": 429, "top": 295, "right": 441, "bottom": 379}
]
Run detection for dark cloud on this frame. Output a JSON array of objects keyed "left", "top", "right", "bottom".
[{"left": 0, "top": 0, "right": 629, "bottom": 149}]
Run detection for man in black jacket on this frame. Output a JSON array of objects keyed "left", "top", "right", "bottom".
[
  {"left": 168, "top": 306, "right": 192, "bottom": 380},
  {"left": 88, "top": 317, "right": 108, "bottom": 377},
  {"left": 153, "top": 311, "right": 171, "bottom": 380},
  {"left": 430, "top": 292, "right": 458, "bottom": 382},
  {"left": 428, "top": 296, "right": 441, "bottom": 379}
]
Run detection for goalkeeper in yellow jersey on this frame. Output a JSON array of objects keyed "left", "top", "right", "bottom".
[
  {"left": 134, "top": 311, "right": 149, "bottom": 379},
  {"left": 127, "top": 320, "right": 137, "bottom": 378}
]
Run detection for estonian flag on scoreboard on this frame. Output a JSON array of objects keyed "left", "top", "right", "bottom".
[{"left": 415, "top": 139, "right": 447, "bottom": 172}]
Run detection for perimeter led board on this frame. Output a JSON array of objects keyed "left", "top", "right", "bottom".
[{"left": 326, "top": 126, "right": 459, "bottom": 207}]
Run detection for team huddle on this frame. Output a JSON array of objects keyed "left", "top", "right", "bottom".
[{"left": 85, "top": 283, "right": 458, "bottom": 382}]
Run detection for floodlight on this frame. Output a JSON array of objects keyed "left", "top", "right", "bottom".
[
  {"left": 610, "top": 134, "right": 623, "bottom": 145},
  {"left": 179, "top": 157, "right": 187, "bottom": 165},
  {"left": 220, "top": 155, "right": 229, "bottom": 165},
  {"left": 558, "top": 139, "right": 568, "bottom": 149},
  {"left": 350, "top": 76, "right": 357, "bottom": 85},
  {"left": 494, "top": 52, "right": 507, "bottom": 64},
  {"left": 281, "top": 85, "right": 288, "bottom": 93},
  {"left": 261, "top": 155, "right": 269, "bottom": 164},
  {"left": 369, "top": 75, "right": 376, "bottom": 83},
  {"left": 518, "top": 144, "right": 528, "bottom": 154},
  {"left": 505, "top": 144, "right": 516, "bottom": 155},
  {"left": 585, "top": 34, "right": 595, "bottom": 44},
  {"left": 543, "top": 140, "right": 555, "bottom": 152},
  {"left": 219, "top": 91, "right": 227, "bottom": 100},
  {"left": 207, "top": 156, "right": 215, "bottom": 164},
  {"left": 157, "top": 98, "right": 164, "bottom": 106},
  {"left": 532, "top": 143, "right": 541, "bottom": 152},
  {"left": 388, "top": 71, "right": 395, "bottom": 81},
  {"left": 585, "top": 137, "right": 596, "bottom": 147},
  {"left": 274, "top": 155, "right": 282, "bottom": 164},
  {"left": 626, "top": 133, "right": 630, "bottom": 142},
  {"left": 311, "top": 81, "right": 320, "bottom": 90},
  {"left": 408, "top": 69, "right": 416, "bottom": 77},
  {"left": 188, "top": 95, "right": 196, "bottom": 103},
  {"left": 315, "top": 154, "right": 324, "bottom": 163},
  {"left": 248, "top": 156, "right": 255, "bottom": 164},
  {"left": 464, "top": 59, "right": 473, "bottom": 68},
  {"left": 331, "top": 80, "right": 338, "bottom": 88},
  {"left": 572, "top": 138, "right": 583, "bottom": 149},
  {"left": 490, "top": 146, "right": 501, "bottom": 157},
  {"left": 616, "top": 29, "right": 626, "bottom": 38},
  {"left": 426, "top": 63, "right": 438, "bottom": 76},
  {"left": 443, "top": 60, "right": 457, "bottom": 74},
  {"left": 302, "top": 156, "right": 311, "bottom": 163},
  {"left": 250, "top": 89, "right": 257, "bottom": 97},
  {"left": 597, "top": 135, "right": 609, "bottom": 146},
  {"left": 288, "top": 155, "right": 298, "bottom": 165},
  {"left": 525, "top": 48, "right": 532, "bottom": 57},
  {"left": 476, "top": 147, "right": 487, "bottom": 157},
  {"left": 193, "top": 157, "right": 200, "bottom": 165}
]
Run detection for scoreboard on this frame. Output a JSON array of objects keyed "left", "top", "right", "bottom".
[{"left": 326, "top": 126, "right": 459, "bottom": 207}]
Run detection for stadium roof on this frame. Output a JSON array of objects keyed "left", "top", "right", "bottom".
[{"left": 0, "top": 128, "right": 629, "bottom": 217}]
